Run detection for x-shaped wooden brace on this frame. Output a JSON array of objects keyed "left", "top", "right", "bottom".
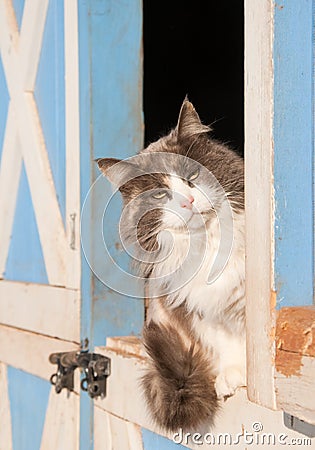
[{"left": 0, "top": 0, "right": 79, "bottom": 287}]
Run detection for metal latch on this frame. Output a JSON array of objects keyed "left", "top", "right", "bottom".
[{"left": 49, "top": 350, "right": 110, "bottom": 399}]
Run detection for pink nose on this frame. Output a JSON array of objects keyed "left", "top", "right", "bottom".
[{"left": 180, "top": 195, "right": 194, "bottom": 210}]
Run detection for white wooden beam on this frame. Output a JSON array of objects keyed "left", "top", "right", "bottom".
[
  {"left": 0, "top": 325, "right": 78, "bottom": 380},
  {"left": 94, "top": 340, "right": 311, "bottom": 449},
  {"left": 19, "top": 0, "right": 49, "bottom": 90},
  {"left": 244, "top": 0, "right": 277, "bottom": 409},
  {"left": 0, "top": 280, "right": 80, "bottom": 342},
  {"left": 94, "top": 407, "right": 143, "bottom": 450},
  {"left": 21, "top": 94, "right": 69, "bottom": 286},
  {"left": 64, "top": 0, "right": 81, "bottom": 289},
  {"left": 276, "top": 356, "right": 315, "bottom": 426},
  {"left": 0, "top": 105, "right": 22, "bottom": 276}
]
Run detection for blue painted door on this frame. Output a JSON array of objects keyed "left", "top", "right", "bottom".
[
  {"left": 0, "top": 0, "right": 158, "bottom": 449},
  {"left": 0, "top": 0, "right": 81, "bottom": 448},
  {"left": 78, "top": 0, "right": 147, "bottom": 448}
]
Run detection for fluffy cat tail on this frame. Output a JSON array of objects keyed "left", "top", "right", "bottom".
[{"left": 141, "top": 321, "right": 219, "bottom": 432}]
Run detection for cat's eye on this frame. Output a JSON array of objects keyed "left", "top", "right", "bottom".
[
  {"left": 152, "top": 191, "right": 167, "bottom": 199},
  {"left": 188, "top": 169, "right": 200, "bottom": 181}
]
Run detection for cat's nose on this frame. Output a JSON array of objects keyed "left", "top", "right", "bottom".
[{"left": 180, "top": 195, "right": 194, "bottom": 210}]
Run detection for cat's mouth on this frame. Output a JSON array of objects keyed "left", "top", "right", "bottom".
[
  {"left": 171, "top": 209, "right": 216, "bottom": 232},
  {"left": 190, "top": 208, "right": 216, "bottom": 220}
]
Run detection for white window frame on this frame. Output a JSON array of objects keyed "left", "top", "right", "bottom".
[{"left": 245, "top": 0, "right": 315, "bottom": 425}]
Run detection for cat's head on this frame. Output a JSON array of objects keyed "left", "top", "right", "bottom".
[{"left": 97, "top": 99, "right": 243, "bottom": 259}]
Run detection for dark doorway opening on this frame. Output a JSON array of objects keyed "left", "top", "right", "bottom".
[{"left": 143, "top": 1, "right": 244, "bottom": 155}]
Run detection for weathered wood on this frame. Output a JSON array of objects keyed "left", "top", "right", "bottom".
[
  {"left": 0, "top": 363, "right": 13, "bottom": 450},
  {"left": 64, "top": 0, "right": 81, "bottom": 290},
  {"left": 244, "top": 0, "right": 276, "bottom": 409},
  {"left": 20, "top": 0, "right": 49, "bottom": 90},
  {"left": 0, "top": 0, "right": 74, "bottom": 287},
  {"left": 40, "top": 388, "right": 80, "bottom": 450},
  {"left": 276, "top": 351, "right": 304, "bottom": 378},
  {"left": 276, "top": 355, "right": 315, "bottom": 426},
  {"left": 0, "top": 280, "right": 80, "bottom": 342},
  {"left": 78, "top": 0, "right": 144, "bottom": 340},
  {"left": 94, "top": 407, "right": 143, "bottom": 450},
  {"left": 106, "top": 336, "right": 146, "bottom": 357},
  {"left": 0, "top": 324, "right": 78, "bottom": 380},
  {"left": 0, "top": 2, "right": 81, "bottom": 447},
  {"left": 274, "top": 307, "right": 315, "bottom": 424},
  {"left": 276, "top": 306, "right": 315, "bottom": 359},
  {"left": 0, "top": 105, "right": 22, "bottom": 277},
  {"left": 22, "top": 94, "right": 69, "bottom": 285}
]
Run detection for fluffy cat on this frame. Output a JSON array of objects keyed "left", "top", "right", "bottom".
[{"left": 97, "top": 99, "right": 245, "bottom": 432}]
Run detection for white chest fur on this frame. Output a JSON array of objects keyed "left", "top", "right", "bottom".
[{"left": 149, "top": 211, "right": 245, "bottom": 329}]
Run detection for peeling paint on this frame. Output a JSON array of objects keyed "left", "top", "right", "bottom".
[
  {"left": 276, "top": 350, "right": 302, "bottom": 377},
  {"left": 275, "top": 307, "right": 315, "bottom": 377},
  {"left": 270, "top": 290, "right": 277, "bottom": 310}
]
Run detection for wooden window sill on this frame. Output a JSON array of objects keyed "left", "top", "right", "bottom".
[
  {"left": 94, "top": 337, "right": 312, "bottom": 448},
  {"left": 275, "top": 306, "right": 315, "bottom": 425}
]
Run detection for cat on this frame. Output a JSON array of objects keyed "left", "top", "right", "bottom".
[{"left": 97, "top": 98, "right": 245, "bottom": 432}]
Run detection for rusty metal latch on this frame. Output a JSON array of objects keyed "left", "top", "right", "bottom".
[{"left": 49, "top": 350, "right": 111, "bottom": 399}]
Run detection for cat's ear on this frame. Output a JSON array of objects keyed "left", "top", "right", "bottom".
[
  {"left": 97, "top": 157, "right": 121, "bottom": 174},
  {"left": 176, "top": 98, "right": 210, "bottom": 141},
  {"left": 96, "top": 157, "right": 142, "bottom": 190}
]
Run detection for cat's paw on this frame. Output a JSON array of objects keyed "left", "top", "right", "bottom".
[{"left": 215, "top": 367, "right": 246, "bottom": 400}]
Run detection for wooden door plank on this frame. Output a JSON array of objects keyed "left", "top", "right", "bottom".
[
  {"left": 0, "top": 324, "right": 78, "bottom": 380},
  {"left": 276, "top": 356, "right": 315, "bottom": 426},
  {"left": 94, "top": 407, "right": 143, "bottom": 450},
  {"left": 78, "top": 0, "right": 144, "bottom": 343},
  {"left": 40, "top": 388, "right": 80, "bottom": 450},
  {"left": 0, "top": 280, "right": 80, "bottom": 342}
]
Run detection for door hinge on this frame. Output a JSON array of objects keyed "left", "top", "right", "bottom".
[{"left": 49, "top": 350, "right": 111, "bottom": 399}]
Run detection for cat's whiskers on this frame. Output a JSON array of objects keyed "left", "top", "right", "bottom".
[{"left": 138, "top": 228, "right": 162, "bottom": 245}]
